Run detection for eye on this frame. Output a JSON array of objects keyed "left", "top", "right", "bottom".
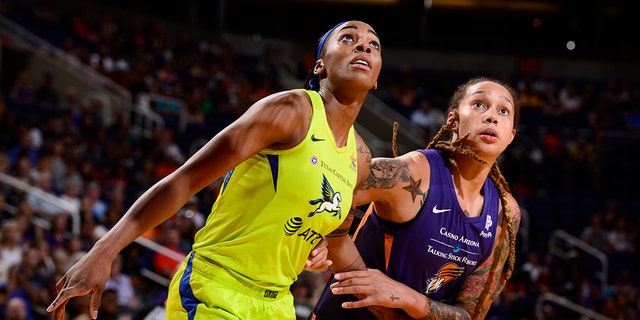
[
  {"left": 369, "top": 40, "right": 380, "bottom": 50},
  {"left": 339, "top": 34, "right": 356, "bottom": 44},
  {"left": 498, "top": 108, "right": 510, "bottom": 115},
  {"left": 472, "top": 102, "right": 485, "bottom": 109}
]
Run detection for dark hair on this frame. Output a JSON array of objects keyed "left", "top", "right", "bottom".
[{"left": 303, "top": 21, "right": 347, "bottom": 91}]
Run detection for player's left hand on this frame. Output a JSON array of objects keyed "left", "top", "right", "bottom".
[
  {"left": 304, "top": 237, "right": 332, "bottom": 272},
  {"left": 330, "top": 268, "right": 411, "bottom": 309}
]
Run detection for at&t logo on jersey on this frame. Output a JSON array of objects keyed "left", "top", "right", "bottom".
[
  {"left": 282, "top": 217, "right": 323, "bottom": 245},
  {"left": 284, "top": 217, "right": 303, "bottom": 236}
]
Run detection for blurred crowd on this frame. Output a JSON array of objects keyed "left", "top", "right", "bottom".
[{"left": 0, "top": 1, "right": 639, "bottom": 320}]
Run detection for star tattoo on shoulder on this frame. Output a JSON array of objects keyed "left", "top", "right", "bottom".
[{"left": 403, "top": 176, "right": 425, "bottom": 202}]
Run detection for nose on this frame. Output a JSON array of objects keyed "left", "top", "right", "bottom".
[
  {"left": 355, "top": 42, "right": 372, "bottom": 53},
  {"left": 484, "top": 113, "right": 498, "bottom": 124}
]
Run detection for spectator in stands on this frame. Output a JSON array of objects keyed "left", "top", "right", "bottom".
[
  {"left": 81, "top": 180, "right": 107, "bottom": 223},
  {"left": 47, "top": 20, "right": 382, "bottom": 320},
  {"left": 105, "top": 254, "right": 137, "bottom": 317},
  {"left": 5, "top": 296, "right": 29, "bottom": 320},
  {"left": 97, "top": 288, "right": 121, "bottom": 320},
  {"left": 49, "top": 249, "right": 71, "bottom": 300},
  {"left": 59, "top": 178, "right": 82, "bottom": 213},
  {"left": 0, "top": 192, "right": 12, "bottom": 223},
  {"left": 606, "top": 216, "right": 636, "bottom": 253},
  {"left": 6, "top": 130, "right": 38, "bottom": 168},
  {"left": 11, "top": 200, "right": 40, "bottom": 246},
  {"left": 151, "top": 222, "right": 184, "bottom": 279},
  {"left": 409, "top": 97, "right": 445, "bottom": 141},
  {"left": 8, "top": 70, "right": 35, "bottom": 107},
  {"left": 520, "top": 251, "right": 546, "bottom": 285},
  {"left": 6, "top": 247, "right": 51, "bottom": 320},
  {"left": 58, "top": 86, "right": 83, "bottom": 118},
  {"left": 44, "top": 215, "right": 70, "bottom": 252},
  {"left": 172, "top": 197, "right": 205, "bottom": 253},
  {"left": 0, "top": 220, "right": 24, "bottom": 271},
  {"left": 33, "top": 72, "right": 60, "bottom": 110},
  {"left": 557, "top": 80, "right": 583, "bottom": 126},
  {"left": 580, "top": 212, "right": 609, "bottom": 251},
  {"left": 26, "top": 170, "right": 66, "bottom": 217}
]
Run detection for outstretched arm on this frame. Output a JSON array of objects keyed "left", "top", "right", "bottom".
[{"left": 47, "top": 90, "right": 315, "bottom": 320}]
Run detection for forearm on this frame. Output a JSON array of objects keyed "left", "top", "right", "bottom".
[
  {"left": 379, "top": 290, "right": 470, "bottom": 320},
  {"left": 415, "top": 299, "right": 471, "bottom": 320},
  {"left": 325, "top": 234, "right": 366, "bottom": 273},
  {"left": 94, "top": 175, "right": 196, "bottom": 259},
  {"left": 374, "top": 279, "right": 470, "bottom": 319}
]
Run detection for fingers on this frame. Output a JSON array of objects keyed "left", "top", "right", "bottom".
[
  {"left": 47, "top": 280, "right": 71, "bottom": 314},
  {"left": 333, "top": 268, "right": 372, "bottom": 281},
  {"left": 51, "top": 300, "right": 68, "bottom": 320},
  {"left": 89, "top": 287, "right": 104, "bottom": 320},
  {"left": 305, "top": 259, "right": 333, "bottom": 272},
  {"left": 341, "top": 299, "right": 372, "bottom": 309},
  {"left": 309, "top": 238, "right": 328, "bottom": 258},
  {"left": 304, "top": 238, "right": 331, "bottom": 271}
]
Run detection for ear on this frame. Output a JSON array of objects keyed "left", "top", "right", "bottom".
[
  {"left": 373, "top": 81, "right": 378, "bottom": 90},
  {"left": 447, "top": 112, "right": 458, "bottom": 131},
  {"left": 313, "top": 60, "right": 325, "bottom": 75},
  {"left": 508, "top": 129, "right": 517, "bottom": 144}
]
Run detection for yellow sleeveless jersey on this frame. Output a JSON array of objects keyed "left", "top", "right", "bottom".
[{"left": 192, "top": 89, "right": 358, "bottom": 291}]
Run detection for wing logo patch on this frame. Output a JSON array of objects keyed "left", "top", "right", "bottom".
[{"left": 308, "top": 174, "right": 342, "bottom": 219}]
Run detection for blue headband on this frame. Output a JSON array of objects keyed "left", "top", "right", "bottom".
[{"left": 308, "top": 21, "right": 347, "bottom": 91}]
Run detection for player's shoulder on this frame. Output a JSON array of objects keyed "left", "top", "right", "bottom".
[
  {"left": 250, "top": 89, "right": 313, "bottom": 119},
  {"left": 504, "top": 192, "right": 521, "bottom": 220},
  {"left": 263, "top": 89, "right": 313, "bottom": 106}
]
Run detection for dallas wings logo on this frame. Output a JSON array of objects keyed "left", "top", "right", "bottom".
[
  {"left": 308, "top": 174, "right": 342, "bottom": 219},
  {"left": 424, "top": 262, "right": 465, "bottom": 294}
]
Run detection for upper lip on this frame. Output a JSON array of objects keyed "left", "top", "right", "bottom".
[
  {"left": 480, "top": 127, "right": 498, "bottom": 138},
  {"left": 351, "top": 55, "right": 371, "bottom": 69}
]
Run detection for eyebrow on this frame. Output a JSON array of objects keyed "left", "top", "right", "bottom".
[
  {"left": 471, "top": 90, "right": 514, "bottom": 107},
  {"left": 339, "top": 25, "right": 379, "bottom": 38}
]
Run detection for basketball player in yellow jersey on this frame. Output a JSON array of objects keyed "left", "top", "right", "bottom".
[{"left": 48, "top": 20, "right": 381, "bottom": 320}]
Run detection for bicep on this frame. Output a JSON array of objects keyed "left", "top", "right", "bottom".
[
  {"left": 179, "top": 92, "right": 310, "bottom": 189},
  {"left": 355, "top": 153, "right": 429, "bottom": 221}
]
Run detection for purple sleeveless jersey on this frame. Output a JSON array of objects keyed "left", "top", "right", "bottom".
[{"left": 311, "top": 149, "right": 500, "bottom": 319}]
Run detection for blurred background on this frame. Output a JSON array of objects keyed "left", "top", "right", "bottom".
[{"left": 0, "top": 0, "right": 638, "bottom": 319}]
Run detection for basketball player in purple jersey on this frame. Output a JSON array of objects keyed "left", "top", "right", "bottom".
[{"left": 313, "top": 77, "right": 521, "bottom": 319}]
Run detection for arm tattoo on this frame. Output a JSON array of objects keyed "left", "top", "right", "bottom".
[
  {"left": 512, "top": 205, "right": 522, "bottom": 229},
  {"left": 402, "top": 176, "right": 425, "bottom": 203},
  {"left": 357, "top": 144, "right": 372, "bottom": 163},
  {"left": 344, "top": 257, "right": 366, "bottom": 271},
  {"left": 423, "top": 300, "right": 471, "bottom": 320},
  {"left": 361, "top": 158, "right": 411, "bottom": 190}
]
